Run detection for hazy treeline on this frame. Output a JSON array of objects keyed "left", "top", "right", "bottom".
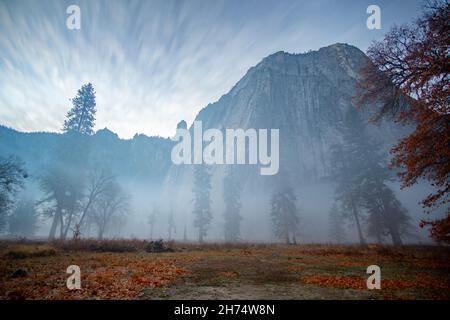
[
  {"left": 0, "top": 84, "right": 130, "bottom": 240},
  {"left": 0, "top": 83, "right": 421, "bottom": 245}
]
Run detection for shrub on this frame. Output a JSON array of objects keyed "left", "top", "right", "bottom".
[{"left": 144, "top": 240, "right": 174, "bottom": 253}]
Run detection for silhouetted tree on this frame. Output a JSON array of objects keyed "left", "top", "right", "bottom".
[
  {"left": 328, "top": 203, "right": 346, "bottom": 243},
  {"left": 8, "top": 195, "right": 39, "bottom": 237},
  {"left": 330, "top": 109, "right": 371, "bottom": 245},
  {"left": 147, "top": 207, "right": 158, "bottom": 240},
  {"left": 270, "top": 175, "right": 300, "bottom": 244},
  {"left": 90, "top": 179, "right": 129, "bottom": 239},
  {"left": 183, "top": 224, "right": 188, "bottom": 242},
  {"left": 39, "top": 161, "right": 84, "bottom": 239},
  {"left": 0, "top": 156, "right": 27, "bottom": 231},
  {"left": 40, "top": 84, "right": 97, "bottom": 239},
  {"left": 332, "top": 108, "right": 413, "bottom": 245},
  {"left": 192, "top": 165, "right": 212, "bottom": 242},
  {"left": 361, "top": 176, "right": 413, "bottom": 245},
  {"left": 222, "top": 167, "right": 242, "bottom": 242},
  {"left": 167, "top": 209, "right": 176, "bottom": 240},
  {"left": 74, "top": 167, "right": 115, "bottom": 235},
  {"left": 63, "top": 83, "right": 97, "bottom": 135}
]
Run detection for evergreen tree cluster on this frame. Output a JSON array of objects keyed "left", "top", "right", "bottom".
[{"left": 328, "top": 108, "right": 413, "bottom": 245}]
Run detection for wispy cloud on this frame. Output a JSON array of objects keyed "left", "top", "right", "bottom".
[{"left": 0, "top": 0, "right": 421, "bottom": 138}]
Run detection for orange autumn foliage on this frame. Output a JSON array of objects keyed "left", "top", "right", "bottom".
[{"left": 356, "top": 0, "right": 450, "bottom": 242}]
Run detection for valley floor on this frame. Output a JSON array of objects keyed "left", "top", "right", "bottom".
[{"left": 0, "top": 240, "right": 449, "bottom": 300}]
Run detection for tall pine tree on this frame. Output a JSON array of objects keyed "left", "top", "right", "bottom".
[
  {"left": 331, "top": 108, "right": 412, "bottom": 245},
  {"left": 223, "top": 167, "right": 242, "bottom": 242},
  {"left": 167, "top": 209, "right": 176, "bottom": 240},
  {"left": 63, "top": 83, "right": 96, "bottom": 135},
  {"left": 328, "top": 203, "right": 346, "bottom": 243},
  {"left": 192, "top": 165, "right": 212, "bottom": 242},
  {"left": 270, "top": 174, "right": 300, "bottom": 244},
  {"left": 147, "top": 207, "right": 158, "bottom": 240},
  {"left": 362, "top": 183, "right": 413, "bottom": 245},
  {"left": 40, "top": 83, "right": 97, "bottom": 240},
  {"left": 330, "top": 109, "right": 372, "bottom": 245}
]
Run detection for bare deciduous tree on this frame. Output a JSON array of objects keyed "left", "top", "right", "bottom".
[{"left": 90, "top": 180, "right": 129, "bottom": 239}]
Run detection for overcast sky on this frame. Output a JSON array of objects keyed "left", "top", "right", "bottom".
[{"left": 0, "top": 0, "right": 423, "bottom": 138}]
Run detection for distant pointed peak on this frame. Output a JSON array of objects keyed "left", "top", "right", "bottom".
[
  {"left": 176, "top": 120, "right": 187, "bottom": 129},
  {"left": 95, "top": 127, "right": 118, "bottom": 138},
  {"left": 96, "top": 127, "right": 113, "bottom": 134}
]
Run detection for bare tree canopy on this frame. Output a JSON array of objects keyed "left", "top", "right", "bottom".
[{"left": 356, "top": 0, "right": 450, "bottom": 242}]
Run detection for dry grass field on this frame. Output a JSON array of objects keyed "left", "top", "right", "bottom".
[{"left": 0, "top": 240, "right": 449, "bottom": 300}]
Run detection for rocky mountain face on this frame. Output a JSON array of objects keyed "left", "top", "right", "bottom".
[
  {"left": 165, "top": 43, "right": 404, "bottom": 194},
  {"left": 0, "top": 43, "right": 414, "bottom": 241},
  {"left": 158, "top": 43, "right": 412, "bottom": 241},
  {"left": 1, "top": 43, "right": 401, "bottom": 191}
]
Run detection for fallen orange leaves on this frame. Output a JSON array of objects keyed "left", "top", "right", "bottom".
[
  {"left": 0, "top": 252, "right": 186, "bottom": 300},
  {"left": 302, "top": 275, "right": 366, "bottom": 290},
  {"left": 302, "top": 274, "right": 450, "bottom": 290},
  {"left": 2, "top": 242, "right": 449, "bottom": 300}
]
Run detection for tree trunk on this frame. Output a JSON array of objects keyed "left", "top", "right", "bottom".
[
  {"left": 78, "top": 195, "right": 95, "bottom": 228},
  {"left": 63, "top": 210, "right": 74, "bottom": 239},
  {"left": 97, "top": 219, "right": 107, "bottom": 240},
  {"left": 388, "top": 225, "right": 403, "bottom": 246},
  {"left": 375, "top": 230, "right": 382, "bottom": 244},
  {"left": 285, "top": 232, "right": 290, "bottom": 245},
  {"left": 59, "top": 210, "right": 65, "bottom": 239},
  {"left": 48, "top": 206, "right": 61, "bottom": 240},
  {"left": 352, "top": 204, "right": 366, "bottom": 246},
  {"left": 199, "top": 227, "right": 203, "bottom": 243}
]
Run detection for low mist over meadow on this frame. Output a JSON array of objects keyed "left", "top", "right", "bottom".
[
  {"left": 0, "top": 44, "right": 444, "bottom": 244},
  {"left": 0, "top": 0, "right": 449, "bottom": 303}
]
